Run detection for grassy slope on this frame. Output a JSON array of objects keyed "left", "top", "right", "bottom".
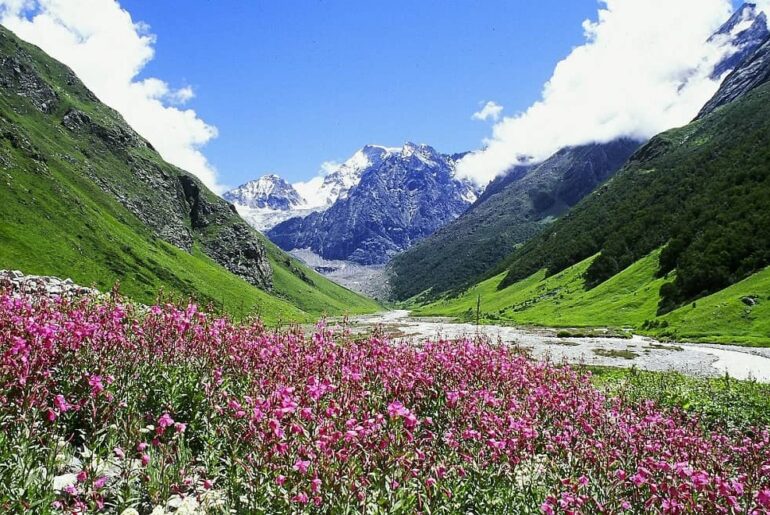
[
  {"left": 0, "top": 29, "right": 379, "bottom": 323},
  {"left": 413, "top": 249, "right": 770, "bottom": 345}
]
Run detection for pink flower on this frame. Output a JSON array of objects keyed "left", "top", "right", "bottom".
[
  {"left": 54, "top": 394, "right": 70, "bottom": 413},
  {"left": 275, "top": 475, "right": 286, "bottom": 486},
  {"left": 692, "top": 470, "right": 710, "bottom": 489},
  {"left": 292, "top": 492, "right": 309, "bottom": 504},
  {"left": 158, "top": 412, "right": 175, "bottom": 429},
  {"left": 293, "top": 459, "right": 310, "bottom": 474},
  {"left": 387, "top": 400, "right": 409, "bottom": 418},
  {"left": 268, "top": 418, "right": 284, "bottom": 438},
  {"left": 174, "top": 422, "right": 187, "bottom": 433},
  {"left": 88, "top": 375, "right": 104, "bottom": 396},
  {"left": 76, "top": 470, "right": 87, "bottom": 483},
  {"left": 137, "top": 442, "right": 148, "bottom": 452},
  {"left": 93, "top": 476, "right": 108, "bottom": 489},
  {"left": 311, "top": 477, "right": 321, "bottom": 493},
  {"left": 404, "top": 413, "right": 419, "bottom": 430},
  {"left": 757, "top": 489, "right": 770, "bottom": 507},
  {"left": 114, "top": 447, "right": 125, "bottom": 459},
  {"left": 141, "top": 453, "right": 151, "bottom": 467},
  {"left": 203, "top": 479, "right": 213, "bottom": 490},
  {"left": 46, "top": 409, "right": 57, "bottom": 422}
]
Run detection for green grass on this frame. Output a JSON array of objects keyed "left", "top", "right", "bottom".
[
  {"left": 0, "top": 27, "right": 379, "bottom": 323},
  {"left": 412, "top": 249, "right": 770, "bottom": 345},
  {"left": 585, "top": 366, "right": 770, "bottom": 431},
  {"left": 658, "top": 265, "right": 770, "bottom": 346},
  {"left": 414, "top": 250, "right": 665, "bottom": 327}
]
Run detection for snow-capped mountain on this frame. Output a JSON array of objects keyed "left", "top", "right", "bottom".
[
  {"left": 223, "top": 174, "right": 303, "bottom": 210},
  {"left": 294, "top": 144, "right": 395, "bottom": 209},
  {"left": 223, "top": 145, "right": 397, "bottom": 231},
  {"left": 710, "top": 3, "right": 769, "bottom": 79},
  {"left": 267, "top": 143, "right": 480, "bottom": 265}
]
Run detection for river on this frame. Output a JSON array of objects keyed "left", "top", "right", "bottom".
[{"left": 348, "top": 310, "right": 770, "bottom": 382}]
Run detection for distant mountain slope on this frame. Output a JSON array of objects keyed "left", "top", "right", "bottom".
[
  {"left": 389, "top": 139, "right": 640, "bottom": 300},
  {"left": 268, "top": 143, "right": 478, "bottom": 265},
  {"left": 0, "top": 25, "right": 378, "bottom": 321},
  {"left": 497, "top": 58, "right": 770, "bottom": 314}
]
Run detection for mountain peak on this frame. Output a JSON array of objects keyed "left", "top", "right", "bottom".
[
  {"left": 709, "top": 3, "right": 770, "bottom": 79},
  {"left": 223, "top": 174, "right": 303, "bottom": 211},
  {"left": 711, "top": 3, "right": 764, "bottom": 40}
]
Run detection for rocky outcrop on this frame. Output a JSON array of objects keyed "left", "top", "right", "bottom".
[
  {"left": 180, "top": 176, "right": 273, "bottom": 289},
  {"left": 0, "top": 270, "right": 98, "bottom": 298},
  {"left": 0, "top": 55, "right": 58, "bottom": 114}
]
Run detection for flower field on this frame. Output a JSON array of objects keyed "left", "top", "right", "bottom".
[{"left": 1, "top": 293, "right": 769, "bottom": 514}]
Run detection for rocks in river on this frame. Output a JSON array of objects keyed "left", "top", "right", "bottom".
[{"left": 0, "top": 270, "right": 98, "bottom": 298}]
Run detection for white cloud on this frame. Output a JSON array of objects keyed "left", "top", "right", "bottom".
[
  {"left": 471, "top": 100, "right": 503, "bottom": 122},
  {"left": 458, "top": 0, "right": 738, "bottom": 185},
  {"left": 0, "top": 0, "right": 224, "bottom": 192}
]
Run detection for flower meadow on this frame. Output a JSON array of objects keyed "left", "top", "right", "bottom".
[{"left": 1, "top": 293, "right": 769, "bottom": 514}]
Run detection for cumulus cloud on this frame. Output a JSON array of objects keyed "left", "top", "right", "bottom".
[
  {"left": 471, "top": 100, "right": 503, "bottom": 122},
  {"left": 0, "top": 0, "right": 224, "bottom": 192},
  {"left": 457, "top": 0, "right": 740, "bottom": 184}
]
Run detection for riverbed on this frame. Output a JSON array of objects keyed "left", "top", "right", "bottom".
[{"left": 348, "top": 310, "right": 770, "bottom": 382}]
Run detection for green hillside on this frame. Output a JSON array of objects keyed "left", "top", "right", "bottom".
[
  {"left": 0, "top": 26, "right": 378, "bottom": 322},
  {"left": 497, "top": 79, "right": 770, "bottom": 315},
  {"left": 414, "top": 249, "right": 770, "bottom": 345}
]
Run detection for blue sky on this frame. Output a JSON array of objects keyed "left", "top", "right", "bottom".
[
  {"left": 120, "top": 0, "right": 599, "bottom": 185},
  {"left": 1, "top": 0, "right": 746, "bottom": 190}
]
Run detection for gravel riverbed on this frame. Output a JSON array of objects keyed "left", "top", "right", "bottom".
[{"left": 350, "top": 310, "right": 770, "bottom": 382}]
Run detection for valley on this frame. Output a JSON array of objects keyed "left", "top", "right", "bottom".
[{"left": 1, "top": 1, "right": 770, "bottom": 513}]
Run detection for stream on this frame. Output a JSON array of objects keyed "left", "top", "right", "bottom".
[{"left": 349, "top": 310, "right": 770, "bottom": 382}]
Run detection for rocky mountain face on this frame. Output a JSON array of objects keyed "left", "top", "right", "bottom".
[
  {"left": 709, "top": 2, "right": 769, "bottom": 79},
  {"left": 267, "top": 143, "right": 479, "bottom": 265},
  {"left": 389, "top": 139, "right": 641, "bottom": 299},
  {"left": 699, "top": 33, "right": 770, "bottom": 118},
  {"left": 0, "top": 26, "right": 272, "bottom": 289},
  {"left": 223, "top": 174, "right": 303, "bottom": 210},
  {"left": 307, "top": 145, "right": 393, "bottom": 207}
]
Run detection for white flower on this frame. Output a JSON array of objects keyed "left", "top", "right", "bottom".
[
  {"left": 120, "top": 509, "right": 140, "bottom": 515},
  {"left": 52, "top": 473, "right": 77, "bottom": 492}
]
